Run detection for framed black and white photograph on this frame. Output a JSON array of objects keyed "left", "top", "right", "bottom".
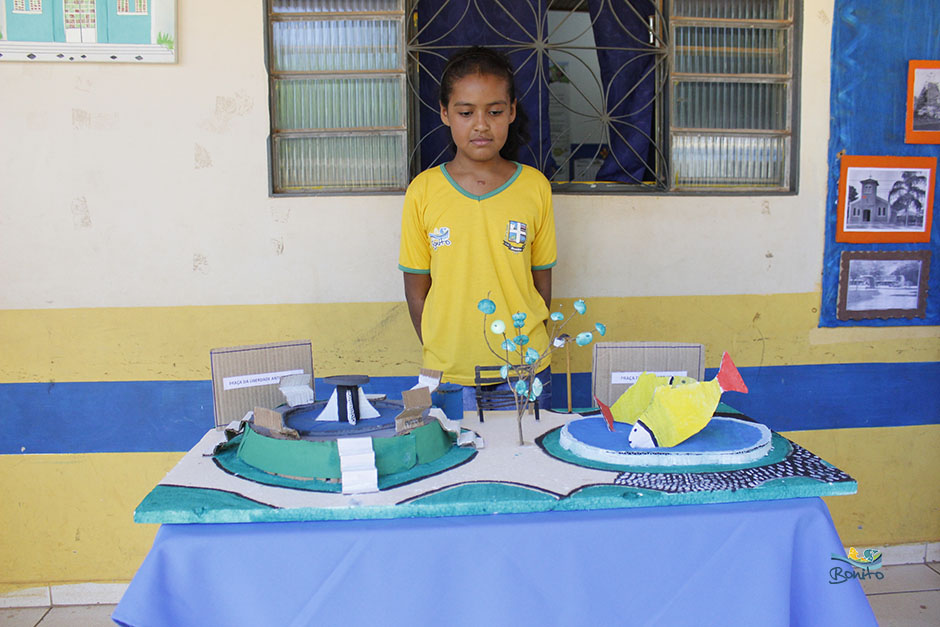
[
  {"left": 906, "top": 60, "right": 940, "bottom": 144},
  {"left": 836, "top": 155, "right": 936, "bottom": 243},
  {"left": 837, "top": 250, "right": 931, "bottom": 320}
]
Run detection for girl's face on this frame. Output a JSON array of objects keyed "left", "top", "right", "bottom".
[{"left": 440, "top": 72, "right": 516, "bottom": 165}]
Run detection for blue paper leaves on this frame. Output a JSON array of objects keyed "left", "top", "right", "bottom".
[
  {"left": 477, "top": 299, "right": 496, "bottom": 314},
  {"left": 575, "top": 332, "right": 593, "bottom": 346}
]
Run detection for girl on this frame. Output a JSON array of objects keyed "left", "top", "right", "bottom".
[{"left": 398, "top": 46, "right": 556, "bottom": 409}]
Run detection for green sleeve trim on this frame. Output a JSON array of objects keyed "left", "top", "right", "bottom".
[
  {"left": 400, "top": 264, "right": 431, "bottom": 274},
  {"left": 532, "top": 261, "right": 557, "bottom": 271}
]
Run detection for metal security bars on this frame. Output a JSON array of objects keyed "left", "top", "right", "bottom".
[
  {"left": 265, "top": 0, "right": 798, "bottom": 195},
  {"left": 406, "top": 0, "right": 670, "bottom": 192}
]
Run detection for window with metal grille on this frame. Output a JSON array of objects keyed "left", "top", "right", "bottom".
[{"left": 265, "top": 0, "right": 799, "bottom": 195}]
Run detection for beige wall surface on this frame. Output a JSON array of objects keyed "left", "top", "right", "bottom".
[{"left": 1, "top": 1, "right": 836, "bottom": 310}]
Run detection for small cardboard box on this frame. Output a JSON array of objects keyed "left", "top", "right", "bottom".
[
  {"left": 592, "top": 342, "right": 705, "bottom": 407},
  {"left": 209, "top": 340, "right": 314, "bottom": 428}
]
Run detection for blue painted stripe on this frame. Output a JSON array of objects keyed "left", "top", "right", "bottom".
[
  {"left": 1, "top": 381, "right": 214, "bottom": 455},
  {"left": 705, "top": 362, "right": 940, "bottom": 432},
  {"left": 0, "top": 377, "right": 414, "bottom": 455},
  {"left": 1, "top": 363, "right": 937, "bottom": 454},
  {"left": 554, "top": 363, "right": 940, "bottom": 432}
]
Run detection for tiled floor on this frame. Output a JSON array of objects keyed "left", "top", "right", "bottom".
[
  {"left": 862, "top": 562, "right": 940, "bottom": 626},
  {"left": 0, "top": 605, "right": 117, "bottom": 627},
  {"left": 2, "top": 564, "right": 939, "bottom": 625}
]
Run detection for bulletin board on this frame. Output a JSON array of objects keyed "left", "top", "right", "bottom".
[{"left": 820, "top": 0, "right": 940, "bottom": 326}]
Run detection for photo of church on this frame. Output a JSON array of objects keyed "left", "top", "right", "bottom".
[{"left": 844, "top": 167, "right": 931, "bottom": 230}]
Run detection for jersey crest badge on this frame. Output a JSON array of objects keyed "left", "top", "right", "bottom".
[
  {"left": 503, "top": 220, "right": 527, "bottom": 253},
  {"left": 429, "top": 226, "right": 452, "bottom": 250}
]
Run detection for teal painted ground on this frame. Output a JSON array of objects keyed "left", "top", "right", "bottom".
[
  {"left": 212, "top": 432, "right": 477, "bottom": 493},
  {"left": 135, "top": 436, "right": 857, "bottom": 525}
]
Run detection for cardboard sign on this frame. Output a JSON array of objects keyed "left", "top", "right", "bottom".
[
  {"left": 592, "top": 342, "right": 705, "bottom": 407},
  {"left": 210, "top": 341, "right": 313, "bottom": 428},
  {"left": 396, "top": 387, "right": 432, "bottom": 434}
]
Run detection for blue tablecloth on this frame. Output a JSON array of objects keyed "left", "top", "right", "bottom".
[{"left": 113, "top": 498, "right": 876, "bottom": 626}]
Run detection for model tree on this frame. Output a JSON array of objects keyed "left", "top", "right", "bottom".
[{"left": 477, "top": 297, "right": 606, "bottom": 445}]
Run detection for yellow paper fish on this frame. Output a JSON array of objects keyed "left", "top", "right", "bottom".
[
  {"left": 596, "top": 353, "right": 748, "bottom": 448},
  {"left": 609, "top": 372, "right": 696, "bottom": 425}
]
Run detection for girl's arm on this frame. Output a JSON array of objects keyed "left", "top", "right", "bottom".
[
  {"left": 532, "top": 268, "right": 552, "bottom": 309},
  {"left": 403, "top": 272, "right": 432, "bottom": 344}
]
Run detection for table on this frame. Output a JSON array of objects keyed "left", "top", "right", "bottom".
[{"left": 113, "top": 498, "right": 876, "bottom": 626}]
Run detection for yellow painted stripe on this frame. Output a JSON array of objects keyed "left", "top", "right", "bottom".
[
  {"left": 0, "top": 303, "right": 422, "bottom": 383},
  {"left": 1, "top": 294, "right": 937, "bottom": 383},
  {"left": 0, "top": 452, "right": 181, "bottom": 588},
  {"left": 781, "top": 425, "right": 940, "bottom": 548},
  {"left": 1, "top": 425, "right": 937, "bottom": 588}
]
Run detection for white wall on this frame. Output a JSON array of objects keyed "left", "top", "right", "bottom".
[{"left": 0, "top": 0, "right": 835, "bottom": 310}]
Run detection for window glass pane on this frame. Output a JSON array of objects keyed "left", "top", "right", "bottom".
[
  {"left": 673, "top": 81, "right": 788, "bottom": 130},
  {"left": 671, "top": 134, "right": 788, "bottom": 187},
  {"left": 669, "top": 0, "right": 796, "bottom": 191},
  {"left": 267, "top": 0, "right": 407, "bottom": 194},
  {"left": 272, "top": 0, "right": 401, "bottom": 12},
  {"left": 671, "top": 0, "right": 790, "bottom": 20},
  {"left": 273, "top": 134, "right": 407, "bottom": 191},
  {"left": 674, "top": 26, "right": 789, "bottom": 75},
  {"left": 271, "top": 19, "right": 401, "bottom": 72},
  {"left": 274, "top": 76, "right": 403, "bottom": 129}
]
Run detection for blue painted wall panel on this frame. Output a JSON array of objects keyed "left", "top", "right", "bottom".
[{"left": 821, "top": 0, "right": 940, "bottom": 327}]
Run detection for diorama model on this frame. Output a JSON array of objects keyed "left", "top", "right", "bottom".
[
  {"left": 217, "top": 372, "right": 479, "bottom": 495},
  {"left": 135, "top": 324, "right": 857, "bottom": 524}
]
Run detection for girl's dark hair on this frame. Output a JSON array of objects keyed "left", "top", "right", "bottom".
[{"left": 439, "top": 46, "right": 530, "bottom": 161}]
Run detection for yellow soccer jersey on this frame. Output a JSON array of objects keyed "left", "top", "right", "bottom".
[{"left": 399, "top": 163, "right": 557, "bottom": 385}]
